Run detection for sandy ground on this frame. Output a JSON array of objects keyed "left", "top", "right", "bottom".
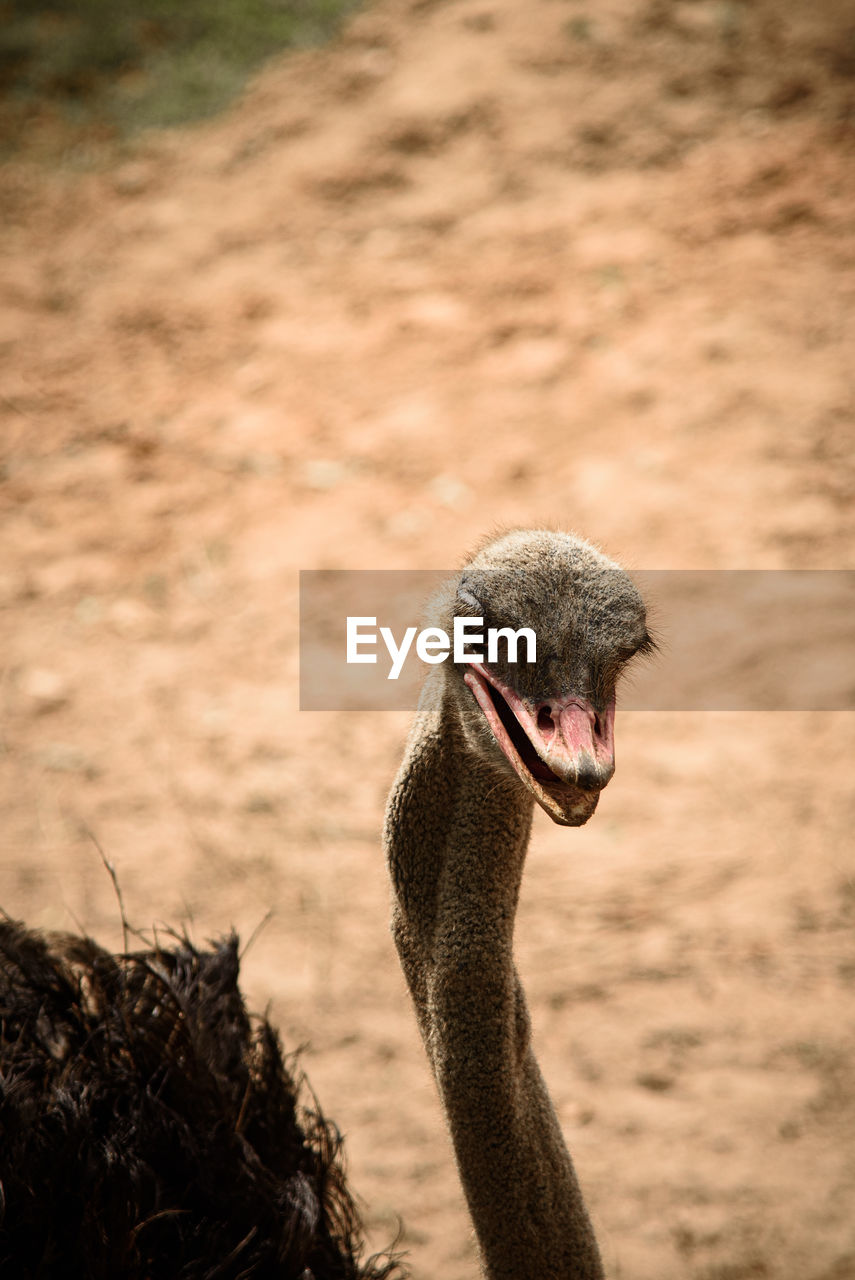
[{"left": 1, "top": 0, "right": 854, "bottom": 1275}]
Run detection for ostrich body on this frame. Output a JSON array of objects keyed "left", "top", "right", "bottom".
[
  {"left": 0, "top": 926, "right": 402, "bottom": 1280},
  {"left": 0, "top": 529, "right": 651, "bottom": 1279}
]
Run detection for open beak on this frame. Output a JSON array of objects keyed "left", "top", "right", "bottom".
[{"left": 463, "top": 662, "right": 615, "bottom": 827}]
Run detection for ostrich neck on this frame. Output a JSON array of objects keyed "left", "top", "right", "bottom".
[{"left": 384, "top": 686, "right": 604, "bottom": 1280}]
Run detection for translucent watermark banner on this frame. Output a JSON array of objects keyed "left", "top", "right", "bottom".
[{"left": 299, "top": 570, "right": 855, "bottom": 711}]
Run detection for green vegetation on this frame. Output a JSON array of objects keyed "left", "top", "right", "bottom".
[{"left": 0, "top": 0, "right": 361, "bottom": 151}]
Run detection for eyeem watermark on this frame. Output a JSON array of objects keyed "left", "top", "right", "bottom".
[
  {"left": 300, "top": 569, "right": 855, "bottom": 711},
  {"left": 346, "top": 616, "right": 537, "bottom": 680}
]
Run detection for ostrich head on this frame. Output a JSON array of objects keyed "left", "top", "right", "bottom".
[{"left": 438, "top": 529, "right": 653, "bottom": 827}]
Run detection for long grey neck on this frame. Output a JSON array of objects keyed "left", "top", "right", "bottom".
[{"left": 384, "top": 682, "right": 604, "bottom": 1280}]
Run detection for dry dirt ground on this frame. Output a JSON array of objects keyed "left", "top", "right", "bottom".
[{"left": 2, "top": 0, "right": 855, "bottom": 1276}]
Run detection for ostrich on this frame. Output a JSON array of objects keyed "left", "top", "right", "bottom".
[{"left": 0, "top": 528, "right": 652, "bottom": 1280}]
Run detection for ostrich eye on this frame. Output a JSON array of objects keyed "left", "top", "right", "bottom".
[
  {"left": 618, "top": 630, "right": 656, "bottom": 664},
  {"left": 635, "top": 630, "right": 656, "bottom": 656}
]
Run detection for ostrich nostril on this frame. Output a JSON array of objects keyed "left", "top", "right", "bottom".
[{"left": 537, "top": 706, "right": 555, "bottom": 739}]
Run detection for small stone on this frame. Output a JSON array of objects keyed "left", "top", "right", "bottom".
[
  {"left": 21, "top": 668, "right": 70, "bottom": 715},
  {"left": 302, "top": 459, "right": 352, "bottom": 491},
  {"left": 636, "top": 1071, "right": 675, "bottom": 1093},
  {"left": 109, "top": 598, "right": 155, "bottom": 635},
  {"left": 36, "top": 744, "right": 100, "bottom": 779},
  {"left": 113, "top": 162, "right": 154, "bottom": 196},
  {"left": 430, "top": 473, "right": 471, "bottom": 509}
]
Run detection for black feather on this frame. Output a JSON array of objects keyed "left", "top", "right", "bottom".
[{"left": 0, "top": 920, "right": 405, "bottom": 1280}]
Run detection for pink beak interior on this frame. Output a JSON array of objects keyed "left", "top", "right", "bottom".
[{"left": 463, "top": 661, "right": 616, "bottom": 825}]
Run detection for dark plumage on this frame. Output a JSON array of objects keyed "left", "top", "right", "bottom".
[{"left": 0, "top": 920, "right": 403, "bottom": 1280}]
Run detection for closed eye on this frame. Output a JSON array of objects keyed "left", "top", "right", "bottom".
[
  {"left": 618, "top": 630, "right": 657, "bottom": 665},
  {"left": 635, "top": 629, "right": 657, "bottom": 657}
]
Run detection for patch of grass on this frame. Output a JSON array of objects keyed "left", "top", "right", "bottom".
[{"left": 0, "top": 0, "right": 362, "bottom": 153}]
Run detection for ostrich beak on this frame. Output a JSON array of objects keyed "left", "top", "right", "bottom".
[{"left": 463, "top": 662, "right": 615, "bottom": 827}]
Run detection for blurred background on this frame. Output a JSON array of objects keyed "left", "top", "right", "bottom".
[{"left": 1, "top": 0, "right": 854, "bottom": 1275}]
